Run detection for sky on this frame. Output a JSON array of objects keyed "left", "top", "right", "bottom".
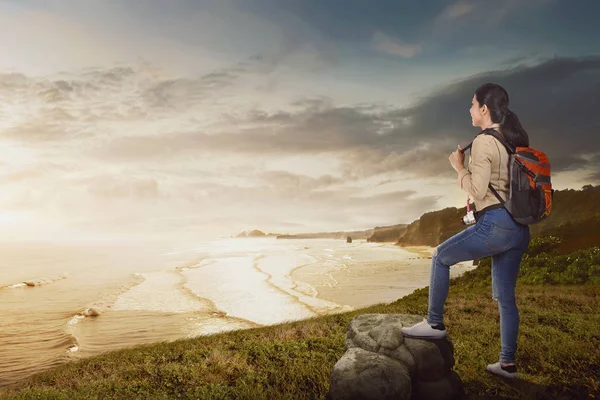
[{"left": 0, "top": 0, "right": 599, "bottom": 244}]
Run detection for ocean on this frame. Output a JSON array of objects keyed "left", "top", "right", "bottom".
[{"left": 0, "top": 237, "right": 475, "bottom": 387}]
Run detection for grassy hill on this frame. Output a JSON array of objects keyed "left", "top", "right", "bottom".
[{"left": 529, "top": 184, "right": 600, "bottom": 236}]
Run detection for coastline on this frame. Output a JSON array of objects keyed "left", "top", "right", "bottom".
[
  {"left": 371, "top": 242, "right": 434, "bottom": 259},
  {"left": 398, "top": 245, "right": 434, "bottom": 258},
  {"left": 0, "top": 239, "right": 439, "bottom": 388}
]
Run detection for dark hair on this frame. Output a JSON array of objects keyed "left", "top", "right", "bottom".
[{"left": 474, "top": 83, "right": 529, "bottom": 148}]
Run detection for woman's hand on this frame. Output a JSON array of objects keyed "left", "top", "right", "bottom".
[{"left": 449, "top": 145, "right": 465, "bottom": 172}]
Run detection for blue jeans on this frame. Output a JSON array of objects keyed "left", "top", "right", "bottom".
[{"left": 427, "top": 207, "right": 530, "bottom": 363}]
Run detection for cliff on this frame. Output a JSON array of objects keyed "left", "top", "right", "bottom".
[
  {"left": 366, "top": 224, "right": 409, "bottom": 242},
  {"left": 236, "top": 185, "right": 600, "bottom": 245},
  {"left": 389, "top": 185, "right": 600, "bottom": 248},
  {"left": 395, "top": 207, "right": 467, "bottom": 247}
]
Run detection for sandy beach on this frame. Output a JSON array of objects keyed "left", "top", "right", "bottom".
[
  {"left": 289, "top": 242, "right": 474, "bottom": 309},
  {"left": 364, "top": 242, "right": 435, "bottom": 258},
  {"left": 399, "top": 245, "right": 435, "bottom": 258}
]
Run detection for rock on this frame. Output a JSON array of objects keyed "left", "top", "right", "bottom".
[
  {"left": 211, "top": 311, "right": 227, "bottom": 317},
  {"left": 346, "top": 314, "right": 420, "bottom": 353},
  {"left": 378, "top": 343, "right": 416, "bottom": 376},
  {"left": 369, "top": 324, "right": 402, "bottom": 349},
  {"left": 329, "top": 314, "right": 463, "bottom": 400},
  {"left": 403, "top": 338, "right": 446, "bottom": 381},
  {"left": 433, "top": 337, "right": 455, "bottom": 371},
  {"left": 83, "top": 308, "right": 100, "bottom": 317},
  {"left": 413, "top": 370, "right": 464, "bottom": 400},
  {"left": 329, "top": 347, "right": 411, "bottom": 400}
]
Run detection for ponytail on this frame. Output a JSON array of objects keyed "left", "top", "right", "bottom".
[{"left": 501, "top": 109, "right": 529, "bottom": 148}]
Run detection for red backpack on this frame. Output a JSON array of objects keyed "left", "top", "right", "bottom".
[{"left": 464, "top": 128, "right": 554, "bottom": 225}]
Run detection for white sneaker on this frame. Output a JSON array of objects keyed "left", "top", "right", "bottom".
[
  {"left": 401, "top": 318, "right": 446, "bottom": 339},
  {"left": 486, "top": 362, "right": 518, "bottom": 379}
]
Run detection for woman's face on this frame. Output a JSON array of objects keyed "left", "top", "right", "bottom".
[{"left": 469, "top": 94, "right": 485, "bottom": 128}]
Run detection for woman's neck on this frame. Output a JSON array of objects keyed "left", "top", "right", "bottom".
[{"left": 481, "top": 122, "right": 501, "bottom": 130}]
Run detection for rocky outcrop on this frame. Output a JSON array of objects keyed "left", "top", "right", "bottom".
[
  {"left": 82, "top": 308, "right": 101, "bottom": 317},
  {"left": 396, "top": 207, "right": 467, "bottom": 247},
  {"left": 236, "top": 230, "right": 281, "bottom": 237},
  {"left": 367, "top": 224, "right": 408, "bottom": 242},
  {"left": 327, "top": 314, "right": 463, "bottom": 400},
  {"left": 392, "top": 186, "right": 600, "bottom": 247}
]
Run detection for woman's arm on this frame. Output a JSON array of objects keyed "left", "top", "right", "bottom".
[{"left": 456, "top": 136, "right": 492, "bottom": 201}]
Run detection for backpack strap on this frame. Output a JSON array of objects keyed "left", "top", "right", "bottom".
[
  {"left": 460, "top": 128, "right": 514, "bottom": 206},
  {"left": 482, "top": 128, "right": 516, "bottom": 154},
  {"left": 488, "top": 180, "right": 506, "bottom": 205},
  {"left": 483, "top": 128, "right": 514, "bottom": 205},
  {"left": 461, "top": 128, "right": 516, "bottom": 154}
]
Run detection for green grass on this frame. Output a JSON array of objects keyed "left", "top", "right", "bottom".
[{"left": 1, "top": 246, "right": 599, "bottom": 399}]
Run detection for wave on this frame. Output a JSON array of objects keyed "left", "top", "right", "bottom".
[
  {"left": 175, "top": 264, "right": 247, "bottom": 320},
  {"left": 173, "top": 259, "right": 264, "bottom": 328},
  {"left": 174, "top": 256, "right": 211, "bottom": 273},
  {"left": 1, "top": 283, "right": 27, "bottom": 290},
  {"left": 251, "top": 253, "right": 354, "bottom": 317},
  {"left": 0, "top": 317, "right": 80, "bottom": 387},
  {"left": 66, "top": 273, "right": 146, "bottom": 326},
  {"left": 0, "top": 272, "right": 69, "bottom": 290}
]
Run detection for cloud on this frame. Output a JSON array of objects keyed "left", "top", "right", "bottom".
[
  {"left": 0, "top": 62, "right": 255, "bottom": 145},
  {"left": 5, "top": 54, "right": 599, "bottom": 184},
  {"left": 426, "top": 0, "right": 558, "bottom": 51},
  {"left": 41, "top": 55, "right": 592, "bottom": 187},
  {"left": 438, "top": 0, "right": 474, "bottom": 20},
  {"left": 580, "top": 153, "right": 600, "bottom": 184},
  {"left": 584, "top": 171, "right": 600, "bottom": 184},
  {"left": 258, "top": 170, "right": 344, "bottom": 194},
  {"left": 74, "top": 174, "right": 161, "bottom": 200},
  {"left": 1, "top": 1, "right": 597, "bottom": 241},
  {"left": 379, "top": 55, "right": 600, "bottom": 173},
  {"left": 372, "top": 31, "right": 421, "bottom": 58},
  {"left": 435, "top": 0, "right": 555, "bottom": 25},
  {"left": 2, "top": 54, "right": 599, "bottom": 241},
  {"left": 0, "top": 162, "right": 71, "bottom": 184},
  {"left": 0, "top": 0, "right": 341, "bottom": 78},
  {"left": 0, "top": 7, "right": 131, "bottom": 74}
]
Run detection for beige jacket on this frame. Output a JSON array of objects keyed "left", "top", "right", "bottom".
[{"left": 456, "top": 124, "right": 510, "bottom": 212}]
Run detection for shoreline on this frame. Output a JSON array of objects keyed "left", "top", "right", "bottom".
[
  {"left": 2, "top": 239, "right": 438, "bottom": 388},
  {"left": 371, "top": 242, "right": 434, "bottom": 259},
  {"left": 1, "top": 239, "right": 464, "bottom": 388},
  {"left": 398, "top": 245, "right": 434, "bottom": 258},
  {"left": 288, "top": 243, "right": 444, "bottom": 309},
  {"left": 288, "top": 241, "right": 474, "bottom": 309}
]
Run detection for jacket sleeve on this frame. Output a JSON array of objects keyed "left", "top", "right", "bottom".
[{"left": 456, "top": 136, "right": 491, "bottom": 201}]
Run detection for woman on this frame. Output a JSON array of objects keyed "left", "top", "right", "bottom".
[{"left": 400, "top": 83, "right": 531, "bottom": 379}]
